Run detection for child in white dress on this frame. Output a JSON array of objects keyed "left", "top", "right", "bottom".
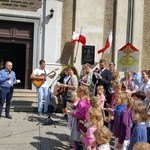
[
  {"left": 65, "top": 91, "right": 79, "bottom": 149},
  {"left": 96, "top": 85, "right": 105, "bottom": 109}
]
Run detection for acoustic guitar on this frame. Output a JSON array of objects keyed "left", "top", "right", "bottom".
[
  {"left": 54, "top": 84, "right": 67, "bottom": 96},
  {"left": 32, "top": 68, "right": 59, "bottom": 88}
]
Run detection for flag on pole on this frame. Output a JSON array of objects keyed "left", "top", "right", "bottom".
[
  {"left": 72, "top": 32, "right": 86, "bottom": 45},
  {"left": 97, "top": 31, "right": 113, "bottom": 54}
]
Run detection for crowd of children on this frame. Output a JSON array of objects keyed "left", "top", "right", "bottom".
[
  {"left": 56, "top": 61, "right": 150, "bottom": 150},
  {"left": 63, "top": 82, "right": 150, "bottom": 150}
]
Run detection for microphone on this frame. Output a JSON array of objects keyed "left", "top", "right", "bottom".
[
  {"left": 8, "top": 70, "right": 11, "bottom": 74},
  {"left": 8, "top": 70, "right": 11, "bottom": 79},
  {"left": 93, "top": 67, "right": 99, "bottom": 72}
]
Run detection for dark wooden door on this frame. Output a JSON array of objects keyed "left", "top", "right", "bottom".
[{"left": 0, "top": 20, "right": 34, "bottom": 89}]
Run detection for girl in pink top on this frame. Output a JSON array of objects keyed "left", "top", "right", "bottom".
[
  {"left": 97, "top": 85, "right": 106, "bottom": 109},
  {"left": 66, "top": 85, "right": 91, "bottom": 150},
  {"left": 82, "top": 109, "right": 104, "bottom": 150}
]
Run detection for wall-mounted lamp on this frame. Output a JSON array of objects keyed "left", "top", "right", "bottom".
[{"left": 49, "top": 8, "right": 54, "bottom": 18}]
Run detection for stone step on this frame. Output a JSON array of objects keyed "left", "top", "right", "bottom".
[
  {"left": 12, "top": 98, "right": 38, "bottom": 103},
  {"left": 13, "top": 92, "right": 37, "bottom": 97},
  {"left": 4, "top": 104, "right": 38, "bottom": 112},
  {"left": 3, "top": 89, "right": 38, "bottom": 112},
  {"left": 14, "top": 89, "right": 37, "bottom": 93},
  {"left": 13, "top": 89, "right": 37, "bottom": 96},
  {"left": 12, "top": 89, "right": 38, "bottom": 105},
  {"left": 11, "top": 107, "right": 37, "bottom": 112}
]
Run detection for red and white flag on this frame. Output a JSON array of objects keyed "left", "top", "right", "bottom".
[
  {"left": 72, "top": 32, "right": 86, "bottom": 45},
  {"left": 98, "top": 31, "right": 113, "bottom": 54}
]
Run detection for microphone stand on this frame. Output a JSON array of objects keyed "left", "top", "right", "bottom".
[{"left": 39, "top": 74, "right": 60, "bottom": 127}]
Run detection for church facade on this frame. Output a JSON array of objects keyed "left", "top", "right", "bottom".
[{"left": 0, "top": 0, "right": 149, "bottom": 90}]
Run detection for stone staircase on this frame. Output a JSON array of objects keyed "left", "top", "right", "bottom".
[{"left": 3, "top": 89, "right": 38, "bottom": 112}]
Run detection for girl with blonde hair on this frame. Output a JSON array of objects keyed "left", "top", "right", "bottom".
[
  {"left": 112, "top": 70, "right": 120, "bottom": 82},
  {"left": 66, "top": 85, "right": 91, "bottom": 150},
  {"left": 108, "top": 81, "right": 123, "bottom": 109},
  {"left": 94, "top": 126, "right": 112, "bottom": 150},
  {"left": 89, "top": 96, "right": 105, "bottom": 125},
  {"left": 96, "top": 85, "right": 106, "bottom": 109},
  {"left": 90, "top": 96, "right": 100, "bottom": 110},
  {"left": 82, "top": 109, "right": 104, "bottom": 149},
  {"left": 113, "top": 92, "right": 132, "bottom": 150},
  {"left": 66, "top": 91, "right": 79, "bottom": 149},
  {"left": 133, "top": 142, "right": 150, "bottom": 150}
]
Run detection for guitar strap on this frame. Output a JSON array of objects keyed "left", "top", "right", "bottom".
[
  {"left": 44, "top": 68, "right": 46, "bottom": 74},
  {"left": 66, "top": 76, "right": 71, "bottom": 85},
  {"left": 44, "top": 68, "right": 47, "bottom": 81},
  {"left": 65, "top": 77, "right": 72, "bottom": 92}
]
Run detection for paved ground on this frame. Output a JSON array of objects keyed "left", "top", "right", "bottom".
[
  {"left": 0, "top": 112, "right": 70, "bottom": 150},
  {"left": 0, "top": 112, "right": 115, "bottom": 150}
]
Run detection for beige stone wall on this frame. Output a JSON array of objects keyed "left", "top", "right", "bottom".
[
  {"left": 0, "top": 0, "right": 42, "bottom": 11},
  {"left": 0, "top": 0, "right": 149, "bottom": 71},
  {"left": 75, "top": 0, "right": 105, "bottom": 64},
  {"left": 60, "top": 0, "right": 75, "bottom": 65},
  {"left": 60, "top": 0, "right": 115, "bottom": 68},
  {"left": 132, "top": 0, "right": 144, "bottom": 72},
  {"left": 115, "top": 0, "right": 128, "bottom": 66},
  {"left": 102, "top": 0, "right": 114, "bottom": 63},
  {"left": 73, "top": 0, "right": 106, "bottom": 71},
  {"left": 142, "top": 0, "right": 150, "bottom": 70}
]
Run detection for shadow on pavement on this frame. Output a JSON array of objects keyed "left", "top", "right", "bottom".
[
  {"left": 31, "top": 136, "right": 70, "bottom": 150},
  {"left": 27, "top": 113, "right": 68, "bottom": 127},
  {"left": 46, "top": 131, "right": 70, "bottom": 143}
]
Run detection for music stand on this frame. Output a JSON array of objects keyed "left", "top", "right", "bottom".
[
  {"left": 42, "top": 113, "right": 56, "bottom": 127},
  {"left": 38, "top": 74, "right": 60, "bottom": 127}
]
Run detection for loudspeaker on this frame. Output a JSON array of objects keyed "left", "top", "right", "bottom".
[{"left": 81, "top": 45, "right": 95, "bottom": 65}]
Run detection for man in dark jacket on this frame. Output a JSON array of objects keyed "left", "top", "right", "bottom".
[{"left": 92, "top": 59, "right": 112, "bottom": 98}]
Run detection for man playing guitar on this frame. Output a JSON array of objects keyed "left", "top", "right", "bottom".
[{"left": 30, "top": 59, "right": 56, "bottom": 116}]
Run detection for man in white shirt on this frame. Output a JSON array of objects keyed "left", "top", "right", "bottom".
[{"left": 30, "top": 60, "right": 56, "bottom": 116}]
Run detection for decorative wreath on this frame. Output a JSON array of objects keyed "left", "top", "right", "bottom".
[{"left": 59, "top": 64, "right": 79, "bottom": 79}]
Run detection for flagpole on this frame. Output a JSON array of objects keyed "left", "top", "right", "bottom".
[
  {"left": 101, "top": 34, "right": 107, "bottom": 58},
  {"left": 74, "top": 27, "right": 83, "bottom": 63},
  {"left": 101, "top": 50, "right": 104, "bottom": 58},
  {"left": 100, "top": 31, "right": 112, "bottom": 58}
]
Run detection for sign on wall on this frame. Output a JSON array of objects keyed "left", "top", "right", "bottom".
[
  {"left": 81, "top": 45, "right": 95, "bottom": 65},
  {"left": 117, "top": 43, "right": 139, "bottom": 72}
]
